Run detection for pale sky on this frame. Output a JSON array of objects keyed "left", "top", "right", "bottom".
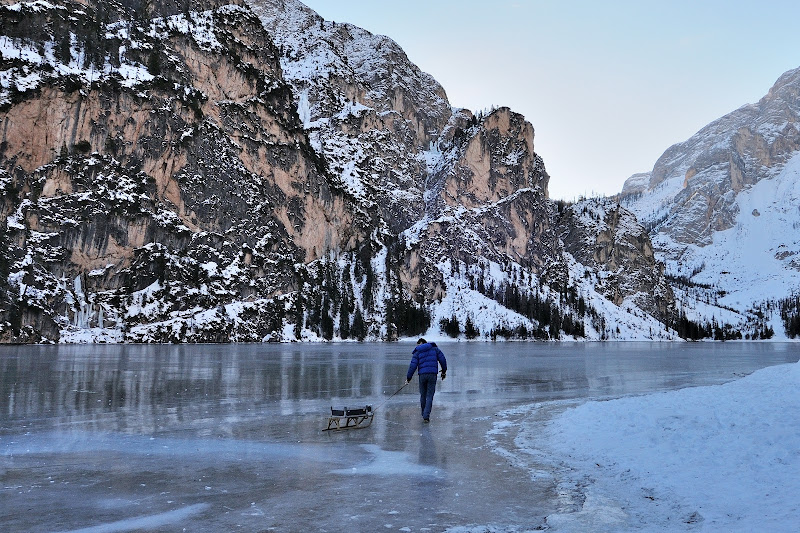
[{"left": 299, "top": 0, "right": 800, "bottom": 200}]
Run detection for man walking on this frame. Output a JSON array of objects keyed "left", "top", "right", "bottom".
[{"left": 406, "top": 338, "right": 447, "bottom": 423}]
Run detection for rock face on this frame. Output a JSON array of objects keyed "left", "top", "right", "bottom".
[
  {"left": 248, "top": 0, "right": 451, "bottom": 234},
  {"left": 622, "top": 67, "right": 800, "bottom": 245},
  {"left": 620, "top": 66, "right": 800, "bottom": 313},
  {"left": 619, "top": 172, "right": 650, "bottom": 197},
  {"left": 0, "top": 0, "right": 368, "bottom": 342},
  {"left": 560, "top": 198, "right": 672, "bottom": 320},
  {"left": 405, "top": 106, "right": 559, "bottom": 297},
  {"left": 0, "top": 0, "right": 674, "bottom": 343}
]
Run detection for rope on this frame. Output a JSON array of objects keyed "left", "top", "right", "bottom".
[
  {"left": 372, "top": 380, "right": 411, "bottom": 413},
  {"left": 372, "top": 369, "right": 444, "bottom": 413}
]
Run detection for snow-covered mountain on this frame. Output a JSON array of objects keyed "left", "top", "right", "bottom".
[
  {"left": 0, "top": 0, "right": 677, "bottom": 343},
  {"left": 620, "top": 67, "right": 800, "bottom": 333}
]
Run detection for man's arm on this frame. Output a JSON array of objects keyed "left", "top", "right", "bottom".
[{"left": 406, "top": 353, "right": 419, "bottom": 382}]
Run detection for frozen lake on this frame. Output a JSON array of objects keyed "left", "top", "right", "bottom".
[{"left": 1, "top": 342, "right": 797, "bottom": 532}]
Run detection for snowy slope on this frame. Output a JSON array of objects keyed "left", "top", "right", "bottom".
[{"left": 658, "top": 153, "right": 800, "bottom": 309}]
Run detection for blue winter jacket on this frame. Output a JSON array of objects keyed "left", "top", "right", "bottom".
[{"left": 407, "top": 342, "right": 447, "bottom": 380}]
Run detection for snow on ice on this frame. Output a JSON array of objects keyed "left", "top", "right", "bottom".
[
  {"left": 51, "top": 504, "right": 210, "bottom": 533},
  {"left": 331, "top": 444, "right": 440, "bottom": 477},
  {"left": 490, "top": 360, "right": 800, "bottom": 532}
]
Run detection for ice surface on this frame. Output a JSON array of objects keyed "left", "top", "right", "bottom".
[{"left": 1, "top": 342, "right": 797, "bottom": 532}]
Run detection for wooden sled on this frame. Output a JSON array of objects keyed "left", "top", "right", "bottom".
[{"left": 323, "top": 405, "right": 374, "bottom": 431}]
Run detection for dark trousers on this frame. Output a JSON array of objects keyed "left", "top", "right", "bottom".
[{"left": 418, "top": 373, "right": 438, "bottom": 419}]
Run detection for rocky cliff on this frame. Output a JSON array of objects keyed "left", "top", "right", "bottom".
[
  {"left": 0, "top": 0, "right": 675, "bottom": 343},
  {"left": 560, "top": 198, "right": 672, "bottom": 321},
  {"left": 622, "top": 67, "right": 800, "bottom": 246}
]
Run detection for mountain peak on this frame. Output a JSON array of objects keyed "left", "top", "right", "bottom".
[
  {"left": 764, "top": 65, "right": 800, "bottom": 103},
  {"left": 248, "top": 0, "right": 450, "bottom": 149}
]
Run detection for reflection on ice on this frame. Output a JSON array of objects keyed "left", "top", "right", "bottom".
[
  {"left": 3, "top": 430, "right": 338, "bottom": 465},
  {"left": 330, "top": 443, "right": 440, "bottom": 477},
  {"left": 53, "top": 503, "right": 210, "bottom": 533}
]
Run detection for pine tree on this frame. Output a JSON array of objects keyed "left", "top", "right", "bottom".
[
  {"left": 549, "top": 306, "right": 560, "bottom": 339},
  {"left": 351, "top": 307, "right": 366, "bottom": 341},
  {"left": 293, "top": 295, "right": 303, "bottom": 340},
  {"left": 147, "top": 45, "right": 162, "bottom": 76},
  {"left": 464, "top": 315, "right": 479, "bottom": 339},
  {"left": 321, "top": 296, "right": 334, "bottom": 340},
  {"left": 384, "top": 298, "right": 397, "bottom": 341},
  {"left": 0, "top": 223, "right": 19, "bottom": 334},
  {"left": 339, "top": 290, "right": 350, "bottom": 340},
  {"left": 440, "top": 314, "right": 460, "bottom": 338},
  {"left": 363, "top": 259, "right": 374, "bottom": 311},
  {"left": 56, "top": 32, "right": 71, "bottom": 65}
]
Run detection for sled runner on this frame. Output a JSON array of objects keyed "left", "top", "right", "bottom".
[{"left": 323, "top": 405, "right": 374, "bottom": 431}]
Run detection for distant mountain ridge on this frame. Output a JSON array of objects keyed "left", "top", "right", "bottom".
[
  {"left": 621, "top": 66, "right": 800, "bottom": 331},
  {"left": 1, "top": 0, "right": 678, "bottom": 342}
]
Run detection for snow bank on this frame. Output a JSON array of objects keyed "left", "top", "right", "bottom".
[{"left": 529, "top": 361, "right": 800, "bottom": 531}]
